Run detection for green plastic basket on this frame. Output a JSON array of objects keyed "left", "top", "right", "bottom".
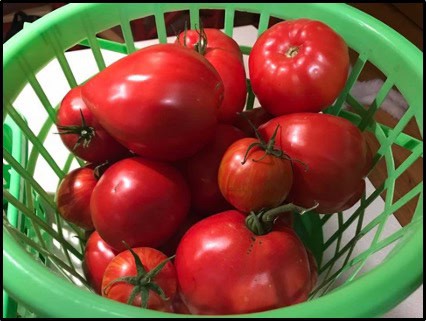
[{"left": 3, "top": 3, "right": 423, "bottom": 318}]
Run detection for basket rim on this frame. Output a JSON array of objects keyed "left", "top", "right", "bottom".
[{"left": 3, "top": 2, "right": 423, "bottom": 318}]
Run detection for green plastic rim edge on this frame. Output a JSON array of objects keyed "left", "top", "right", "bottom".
[{"left": 3, "top": 2, "right": 423, "bottom": 318}]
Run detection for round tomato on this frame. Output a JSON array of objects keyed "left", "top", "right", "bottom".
[
  {"left": 258, "top": 113, "right": 370, "bottom": 214},
  {"left": 90, "top": 157, "right": 190, "bottom": 251},
  {"left": 233, "top": 107, "right": 274, "bottom": 137},
  {"left": 175, "top": 210, "right": 311, "bottom": 315},
  {"left": 82, "top": 231, "right": 119, "bottom": 294},
  {"left": 218, "top": 135, "right": 293, "bottom": 213},
  {"left": 249, "top": 19, "right": 349, "bottom": 116},
  {"left": 176, "top": 29, "right": 247, "bottom": 123},
  {"left": 82, "top": 44, "right": 224, "bottom": 162},
  {"left": 181, "top": 124, "right": 246, "bottom": 217},
  {"left": 56, "top": 86, "right": 131, "bottom": 164},
  {"left": 56, "top": 165, "right": 98, "bottom": 231},
  {"left": 102, "top": 247, "right": 176, "bottom": 312}
]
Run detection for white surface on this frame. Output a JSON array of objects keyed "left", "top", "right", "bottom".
[{"left": 10, "top": 25, "right": 422, "bottom": 318}]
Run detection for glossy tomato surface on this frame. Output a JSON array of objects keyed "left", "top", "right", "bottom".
[
  {"left": 56, "top": 165, "right": 97, "bottom": 230},
  {"left": 181, "top": 124, "right": 246, "bottom": 217},
  {"left": 90, "top": 157, "right": 190, "bottom": 251},
  {"left": 102, "top": 247, "right": 177, "bottom": 312},
  {"left": 249, "top": 19, "right": 349, "bottom": 115},
  {"left": 82, "top": 231, "right": 119, "bottom": 294},
  {"left": 177, "top": 29, "right": 247, "bottom": 123},
  {"left": 82, "top": 44, "right": 224, "bottom": 162},
  {"left": 218, "top": 137, "right": 293, "bottom": 213},
  {"left": 56, "top": 86, "right": 130, "bottom": 164},
  {"left": 258, "top": 113, "right": 370, "bottom": 214},
  {"left": 175, "top": 210, "right": 311, "bottom": 315}
]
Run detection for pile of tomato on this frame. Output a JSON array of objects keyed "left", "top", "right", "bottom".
[{"left": 55, "top": 19, "right": 372, "bottom": 315}]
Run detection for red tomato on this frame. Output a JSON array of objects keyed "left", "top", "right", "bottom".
[
  {"left": 258, "top": 113, "right": 370, "bottom": 214},
  {"left": 82, "top": 231, "right": 119, "bottom": 294},
  {"left": 90, "top": 157, "right": 190, "bottom": 251},
  {"left": 233, "top": 107, "right": 274, "bottom": 137},
  {"left": 305, "top": 247, "right": 318, "bottom": 292},
  {"left": 176, "top": 29, "right": 247, "bottom": 123},
  {"left": 218, "top": 137, "right": 293, "bottom": 213},
  {"left": 82, "top": 44, "right": 224, "bottom": 162},
  {"left": 56, "top": 165, "right": 97, "bottom": 230},
  {"left": 56, "top": 86, "right": 131, "bottom": 164},
  {"left": 175, "top": 210, "right": 311, "bottom": 315},
  {"left": 102, "top": 247, "right": 177, "bottom": 312},
  {"left": 176, "top": 28, "right": 243, "bottom": 61},
  {"left": 181, "top": 124, "right": 246, "bottom": 217},
  {"left": 172, "top": 292, "right": 191, "bottom": 314},
  {"left": 249, "top": 19, "right": 350, "bottom": 116}
]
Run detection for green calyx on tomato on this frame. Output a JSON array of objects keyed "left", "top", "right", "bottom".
[
  {"left": 102, "top": 242, "right": 175, "bottom": 309},
  {"left": 56, "top": 108, "right": 95, "bottom": 151},
  {"left": 245, "top": 202, "right": 319, "bottom": 236}
]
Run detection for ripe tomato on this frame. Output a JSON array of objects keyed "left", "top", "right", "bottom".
[
  {"left": 218, "top": 136, "right": 293, "bottom": 213},
  {"left": 82, "top": 231, "right": 119, "bottom": 294},
  {"left": 249, "top": 19, "right": 350, "bottom": 116},
  {"left": 56, "top": 165, "right": 98, "bottom": 230},
  {"left": 90, "top": 157, "right": 190, "bottom": 251},
  {"left": 233, "top": 107, "right": 274, "bottom": 137},
  {"left": 56, "top": 86, "right": 131, "bottom": 164},
  {"left": 181, "top": 124, "right": 246, "bottom": 217},
  {"left": 175, "top": 210, "right": 311, "bottom": 315},
  {"left": 176, "top": 29, "right": 247, "bottom": 123},
  {"left": 258, "top": 113, "right": 370, "bottom": 214},
  {"left": 102, "top": 247, "right": 177, "bottom": 312},
  {"left": 176, "top": 28, "right": 243, "bottom": 61},
  {"left": 82, "top": 44, "right": 224, "bottom": 162}
]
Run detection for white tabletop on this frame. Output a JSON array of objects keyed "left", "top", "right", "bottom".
[{"left": 10, "top": 25, "right": 422, "bottom": 318}]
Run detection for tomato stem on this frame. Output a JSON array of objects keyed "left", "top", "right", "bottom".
[
  {"left": 286, "top": 46, "right": 299, "bottom": 58},
  {"left": 245, "top": 202, "right": 319, "bottom": 236},
  {"left": 56, "top": 109, "right": 96, "bottom": 151},
  {"left": 102, "top": 241, "right": 175, "bottom": 309}
]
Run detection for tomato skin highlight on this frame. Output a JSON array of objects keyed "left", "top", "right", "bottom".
[
  {"left": 175, "top": 210, "right": 311, "bottom": 315},
  {"left": 56, "top": 165, "right": 97, "bottom": 231},
  {"left": 90, "top": 157, "right": 191, "bottom": 252},
  {"left": 56, "top": 86, "right": 131, "bottom": 165},
  {"left": 82, "top": 231, "right": 119, "bottom": 294},
  {"left": 102, "top": 247, "right": 177, "bottom": 312},
  {"left": 218, "top": 137, "right": 294, "bottom": 213},
  {"left": 249, "top": 19, "right": 350, "bottom": 116},
  {"left": 82, "top": 43, "right": 224, "bottom": 162},
  {"left": 258, "top": 113, "right": 370, "bottom": 214}
]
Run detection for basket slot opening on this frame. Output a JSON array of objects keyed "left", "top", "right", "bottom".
[
  {"left": 326, "top": 50, "right": 367, "bottom": 116},
  {"left": 16, "top": 59, "right": 56, "bottom": 124},
  {"left": 4, "top": 104, "right": 65, "bottom": 180},
  {"left": 199, "top": 9, "right": 225, "bottom": 29},
  {"left": 129, "top": 15, "right": 158, "bottom": 46},
  {"left": 39, "top": 29, "right": 79, "bottom": 90}
]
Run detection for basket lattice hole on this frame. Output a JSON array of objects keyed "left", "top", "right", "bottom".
[
  {"left": 129, "top": 15, "right": 158, "bottom": 46},
  {"left": 390, "top": 151, "right": 422, "bottom": 226},
  {"left": 162, "top": 10, "right": 191, "bottom": 41},
  {"left": 63, "top": 42, "right": 108, "bottom": 84},
  {"left": 96, "top": 25, "right": 125, "bottom": 44},
  {"left": 199, "top": 9, "right": 225, "bottom": 29},
  {"left": 233, "top": 10, "right": 260, "bottom": 46}
]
